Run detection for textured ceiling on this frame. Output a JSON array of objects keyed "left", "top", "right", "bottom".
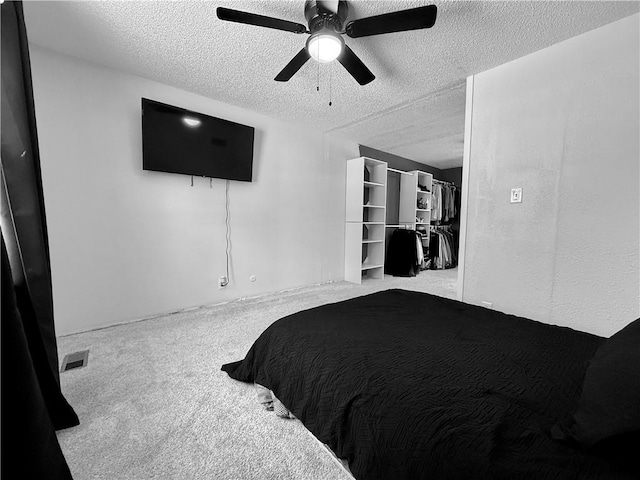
[{"left": 23, "top": 1, "right": 640, "bottom": 169}]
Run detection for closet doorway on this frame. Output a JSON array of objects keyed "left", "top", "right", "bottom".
[
  {"left": 340, "top": 78, "right": 470, "bottom": 300},
  {"left": 359, "top": 145, "right": 464, "bottom": 300}
]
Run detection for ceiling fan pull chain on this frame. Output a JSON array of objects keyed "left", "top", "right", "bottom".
[
  {"left": 329, "top": 65, "right": 333, "bottom": 106},
  {"left": 191, "top": 175, "right": 194, "bottom": 187},
  {"left": 317, "top": 58, "right": 320, "bottom": 92}
]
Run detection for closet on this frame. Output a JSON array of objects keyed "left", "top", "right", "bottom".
[{"left": 344, "top": 157, "right": 460, "bottom": 284}]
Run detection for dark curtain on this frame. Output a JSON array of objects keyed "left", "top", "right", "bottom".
[{"left": 1, "top": 1, "right": 78, "bottom": 478}]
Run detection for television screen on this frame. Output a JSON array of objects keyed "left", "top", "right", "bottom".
[{"left": 141, "top": 98, "right": 254, "bottom": 182}]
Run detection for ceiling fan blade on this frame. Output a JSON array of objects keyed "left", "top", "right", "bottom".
[
  {"left": 337, "top": 45, "right": 375, "bottom": 86},
  {"left": 217, "top": 7, "right": 308, "bottom": 34},
  {"left": 345, "top": 5, "right": 437, "bottom": 38},
  {"left": 274, "top": 48, "right": 311, "bottom": 82}
]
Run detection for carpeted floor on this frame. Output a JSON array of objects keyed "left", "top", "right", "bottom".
[{"left": 56, "top": 269, "right": 457, "bottom": 480}]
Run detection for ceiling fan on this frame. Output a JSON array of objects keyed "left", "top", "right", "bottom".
[{"left": 216, "top": 1, "right": 437, "bottom": 86}]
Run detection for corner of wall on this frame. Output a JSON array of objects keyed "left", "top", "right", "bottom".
[{"left": 456, "top": 75, "right": 474, "bottom": 302}]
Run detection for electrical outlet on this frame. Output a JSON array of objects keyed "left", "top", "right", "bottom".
[
  {"left": 218, "top": 276, "right": 228, "bottom": 289},
  {"left": 510, "top": 188, "right": 522, "bottom": 203}
]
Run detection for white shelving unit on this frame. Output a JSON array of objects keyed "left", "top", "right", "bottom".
[
  {"left": 345, "top": 157, "right": 387, "bottom": 284},
  {"left": 399, "top": 170, "right": 433, "bottom": 230}
]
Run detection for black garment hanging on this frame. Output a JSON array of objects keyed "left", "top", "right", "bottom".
[
  {"left": 429, "top": 231, "right": 440, "bottom": 263},
  {"left": 385, "top": 229, "right": 420, "bottom": 277},
  {"left": 1, "top": 2, "right": 78, "bottom": 478}
]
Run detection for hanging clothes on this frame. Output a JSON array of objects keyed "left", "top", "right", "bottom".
[
  {"left": 431, "top": 181, "right": 459, "bottom": 223},
  {"left": 416, "top": 233, "right": 424, "bottom": 266},
  {"left": 428, "top": 225, "right": 458, "bottom": 270},
  {"left": 416, "top": 226, "right": 430, "bottom": 270},
  {"left": 430, "top": 183, "right": 442, "bottom": 222}
]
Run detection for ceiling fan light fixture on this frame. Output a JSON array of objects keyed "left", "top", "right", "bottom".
[{"left": 306, "top": 32, "right": 344, "bottom": 63}]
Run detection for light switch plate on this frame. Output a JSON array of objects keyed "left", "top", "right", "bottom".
[{"left": 510, "top": 188, "right": 522, "bottom": 203}]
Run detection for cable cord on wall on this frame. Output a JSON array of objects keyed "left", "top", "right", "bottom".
[{"left": 225, "top": 180, "right": 231, "bottom": 281}]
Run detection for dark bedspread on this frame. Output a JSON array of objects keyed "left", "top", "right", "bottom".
[{"left": 222, "top": 289, "right": 635, "bottom": 480}]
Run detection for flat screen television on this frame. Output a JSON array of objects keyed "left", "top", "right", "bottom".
[{"left": 141, "top": 98, "right": 255, "bottom": 182}]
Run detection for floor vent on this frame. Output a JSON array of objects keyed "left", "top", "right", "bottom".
[{"left": 61, "top": 350, "right": 89, "bottom": 372}]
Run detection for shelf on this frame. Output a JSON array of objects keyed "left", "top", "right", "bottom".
[
  {"left": 417, "top": 189, "right": 431, "bottom": 194},
  {"left": 416, "top": 208, "right": 431, "bottom": 212},
  {"left": 345, "top": 157, "right": 388, "bottom": 284},
  {"left": 361, "top": 262, "right": 384, "bottom": 271},
  {"left": 364, "top": 181, "right": 385, "bottom": 188}
]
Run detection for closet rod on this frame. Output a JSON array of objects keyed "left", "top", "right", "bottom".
[
  {"left": 387, "top": 167, "right": 413, "bottom": 175},
  {"left": 432, "top": 178, "right": 455, "bottom": 185}
]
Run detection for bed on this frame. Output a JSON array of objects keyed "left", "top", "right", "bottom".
[{"left": 222, "top": 289, "right": 639, "bottom": 480}]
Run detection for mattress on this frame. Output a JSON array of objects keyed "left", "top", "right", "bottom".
[{"left": 222, "top": 289, "right": 635, "bottom": 480}]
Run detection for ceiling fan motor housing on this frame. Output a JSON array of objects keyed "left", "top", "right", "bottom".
[{"left": 304, "top": 0, "right": 349, "bottom": 33}]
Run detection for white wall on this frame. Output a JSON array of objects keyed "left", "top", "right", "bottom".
[
  {"left": 462, "top": 14, "right": 639, "bottom": 337},
  {"left": 30, "top": 46, "right": 358, "bottom": 336}
]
